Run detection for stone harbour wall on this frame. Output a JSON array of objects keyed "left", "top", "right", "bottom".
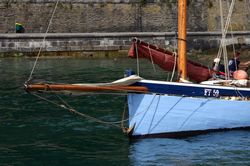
[
  {"left": 1, "top": 32, "right": 250, "bottom": 57},
  {"left": 1, "top": 0, "right": 250, "bottom": 57}
]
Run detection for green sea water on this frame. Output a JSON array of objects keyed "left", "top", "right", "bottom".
[{"left": 1, "top": 57, "right": 250, "bottom": 165}]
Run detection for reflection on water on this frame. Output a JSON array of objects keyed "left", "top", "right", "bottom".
[
  {"left": 129, "top": 131, "right": 250, "bottom": 165},
  {"left": 1, "top": 57, "right": 250, "bottom": 165}
]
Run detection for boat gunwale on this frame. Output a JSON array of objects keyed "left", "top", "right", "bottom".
[{"left": 139, "top": 79, "right": 250, "bottom": 91}]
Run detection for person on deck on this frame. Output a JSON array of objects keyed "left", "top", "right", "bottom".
[
  {"left": 228, "top": 52, "right": 241, "bottom": 74},
  {"left": 211, "top": 58, "right": 225, "bottom": 79},
  {"left": 15, "top": 23, "right": 25, "bottom": 33},
  {"left": 212, "top": 52, "right": 242, "bottom": 79},
  {"left": 213, "top": 52, "right": 250, "bottom": 80},
  {"left": 213, "top": 58, "right": 224, "bottom": 73}
]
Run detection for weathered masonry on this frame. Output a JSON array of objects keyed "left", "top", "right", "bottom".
[{"left": 0, "top": 0, "right": 250, "bottom": 33}]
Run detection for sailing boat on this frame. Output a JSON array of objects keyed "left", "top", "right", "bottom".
[
  {"left": 26, "top": 0, "right": 250, "bottom": 138},
  {"left": 124, "top": 0, "right": 250, "bottom": 138}
]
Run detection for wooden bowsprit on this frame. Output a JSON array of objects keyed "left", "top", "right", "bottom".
[{"left": 25, "top": 84, "right": 149, "bottom": 94}]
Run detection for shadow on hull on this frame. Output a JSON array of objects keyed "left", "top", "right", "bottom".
[{"left": 128, "top": 127, "right": 250, "bottom": 139}]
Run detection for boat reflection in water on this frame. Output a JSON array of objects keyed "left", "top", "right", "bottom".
[{"left": 128, "top": 131, "right": 250, "bottom": 165}]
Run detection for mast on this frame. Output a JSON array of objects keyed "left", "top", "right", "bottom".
[{"left": 178, "top": 0, "right": 187, "bottom": 80}]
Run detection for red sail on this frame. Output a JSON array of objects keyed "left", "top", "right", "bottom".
[{"left": 128, "top": 39, "right": 213, "bottom": 82}]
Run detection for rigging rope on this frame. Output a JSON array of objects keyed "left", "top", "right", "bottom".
[
  {"left": 135, "top": 39, "right": 140, "bottom": 76},
  {"left": 121, "top": 97, "right": 129, "bottom": 133},
  {"left": 28, "top": 89, "right": 162, "bottom": 133},
  {"left": 224, "top": 0, "right": 235, "bottom": 80},
  {"left": 227, "top": 2, "right": 237, "bottom": 56},
  {"left": 219, "top": 0, "right": 229, "bottom": 79},
  {"left": 170, "top": 31, "right": 178, "bottom": 82},
  {"left": 26, "top": 0, "right": 60, "bottom": 83},
  {"left": 215, "top": 0, "right": 235, "bottom": 80},
  {"left": 29, "top": 92, "right": 129, "bottom": 129},
  {"left": 147, "top": 95, "right": 161, "bottom": 133},
  {"left": 148, "top": 44, "right": 156, "bottom": 72},
  {"left": 170, "top": 52, "right": 177, "bottom": 82},
  {"left": 150, "top": 96, "right": 184, "bottom": 132},
  {"left": 226, "top": 1, "right": 237, "bottom": 71}
]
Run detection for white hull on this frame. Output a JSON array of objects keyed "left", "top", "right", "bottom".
[{"left": 128, "top": 93, "right": 250, "bottom": 138}]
